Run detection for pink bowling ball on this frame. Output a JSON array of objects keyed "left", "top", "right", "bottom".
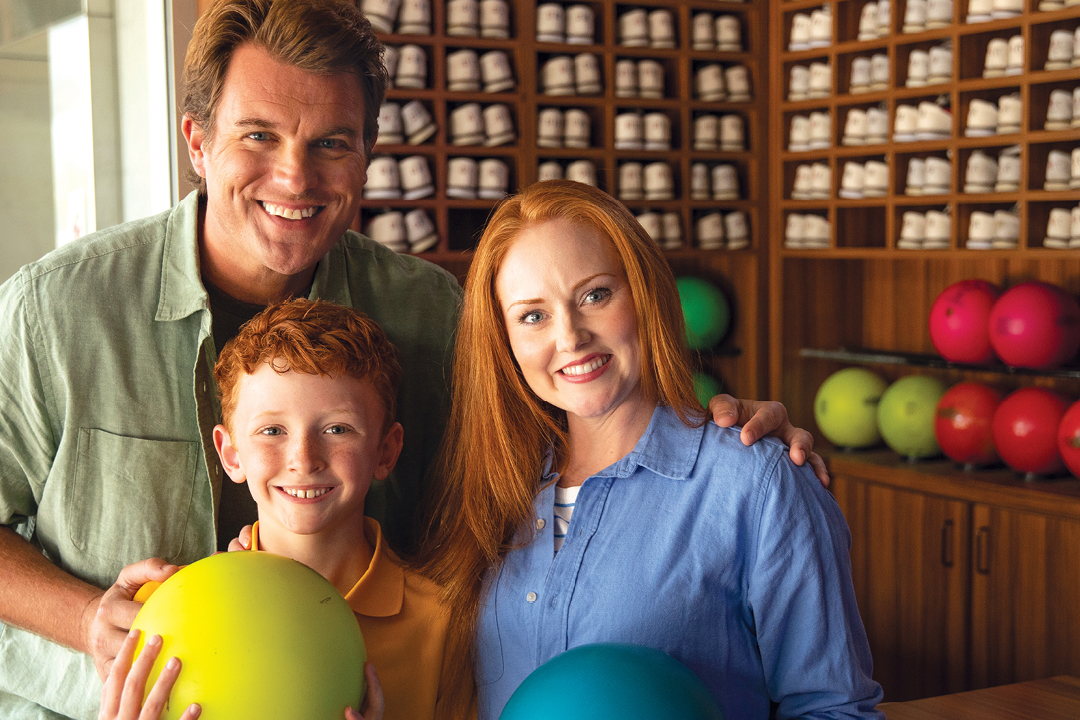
[
  {"left": 928, "top": 280, "right": 1000, "bottom": 364},
  {"left": 1057, "top": 400, "right": 1080, "bottom": 480},
  {"left": 988, "top": 282, "right": 1080, "bottom": 369}
]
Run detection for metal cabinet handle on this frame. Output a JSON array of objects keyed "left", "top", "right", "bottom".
[
  {"left": 941, "top": 519, "right": 954, "bottom": 568},
  {"left": 975, "top": 526, "right": 991, "bottom": 575}
]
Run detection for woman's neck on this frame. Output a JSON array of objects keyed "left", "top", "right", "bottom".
[{"left": 559, "top": 395, "right": 656, "bottom": 487}]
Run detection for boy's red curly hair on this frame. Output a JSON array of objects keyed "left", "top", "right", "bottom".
[{"left": 215, "top": 298, "right": 401, "bottom": 432}]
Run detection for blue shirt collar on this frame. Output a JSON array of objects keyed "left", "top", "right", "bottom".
[{"left": 543, "top": 406, "right": 705, "bottom": 483}]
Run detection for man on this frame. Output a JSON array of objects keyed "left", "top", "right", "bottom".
[{"left": 0, "top": 2, "right": 823, "bottom": 718}]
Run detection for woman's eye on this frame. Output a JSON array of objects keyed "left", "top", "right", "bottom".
[
  {"left": 584, "top": 287, "right": 611, "bottom": 304},
  {"left": 522, "top": 310, "right": 544, "bottom": 324}
]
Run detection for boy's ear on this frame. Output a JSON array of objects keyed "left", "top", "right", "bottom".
[
  {"left": 213, "top": 424, "right": 247, "bottom": 484},
  {"left": 374, "top": 422, "right": 404, "bottom": 482}
]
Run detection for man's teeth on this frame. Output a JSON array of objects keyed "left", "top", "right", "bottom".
[
  {"left": 562, "top": 356, "right": 608, "bottom": 376},
  {"left": 262, "top": 202, "right": 317, "bottom": 220},
  {"left": 283, "top": 487, "right": 330, "bottom": 499}
]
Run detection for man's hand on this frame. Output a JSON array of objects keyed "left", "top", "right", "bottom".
[
  {"left": 85, "top": 559, "right": 180, "bottom": 680},
  {"left": 708, "top": 394, "right": 830, "bottom": 488}
]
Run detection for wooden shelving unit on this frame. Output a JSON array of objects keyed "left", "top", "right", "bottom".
[
  {"left": 363, "top": 0, "right": 773, "bottom": 398},
  {"left": 768, "top": 0, "right": 1080, "bottom": 702}
]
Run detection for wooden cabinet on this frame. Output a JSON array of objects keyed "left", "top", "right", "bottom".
[{"left": 830, "top": 451, "right": 1080, "bottom": 702}]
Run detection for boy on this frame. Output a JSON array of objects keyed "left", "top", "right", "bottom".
[{"left": 103, "top": 299, "right": 453, "bottom": 720}]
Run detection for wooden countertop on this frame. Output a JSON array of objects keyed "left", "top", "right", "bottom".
[{"left": 879, "top": 676, "right": 1080, "bottom": 719}]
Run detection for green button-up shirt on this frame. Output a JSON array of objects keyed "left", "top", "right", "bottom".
[{"left": 0, "top": 192, "right": 461, "bottom": 719}]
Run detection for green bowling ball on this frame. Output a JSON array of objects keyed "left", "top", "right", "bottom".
[
  {"left": 814, "top": 367, "right": 888, "bottom": 449},
  {"left": 693, "top": 371, "right": 722, "bottom": 409},
  {"left": 877, "top": 375, "right": 947, "bottom": 459},
  {"left": 676, "top": 277, "right": 730, "bottom": 350}
]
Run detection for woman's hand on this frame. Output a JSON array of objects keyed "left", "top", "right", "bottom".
[
  {"left": 228, "top": 525, "right": 254, "bottom": 552},
  {"left": 345, "top": 663, "right": 385, "bottom": 720},
  {"left": 99, "top": 627, "right": 200, "bottom": 720},
  {"left": 708, "top": 395, "right": 830, "bottom": 487}
]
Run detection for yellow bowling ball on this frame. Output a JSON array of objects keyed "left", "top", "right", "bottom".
[{"left": 131, "top": 551, "right": 365, "bottom": 720}]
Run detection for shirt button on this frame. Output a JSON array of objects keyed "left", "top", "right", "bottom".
[
  {"left": 535, "top": 518, "right": 546, "bottom": 529},
  {"left": 526, "top": 592, "right": 537, "bottom": 603}
]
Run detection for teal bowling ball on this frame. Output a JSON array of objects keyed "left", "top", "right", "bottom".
[
  {"left": 676, "top": 277, "right": 730, "bottom": 350},
  {"left": 877, "top": 375, "right": 947, "bottom": 459},
  {"left": 814, "top": 367, "right": 888, "bottom": 449},
  {"left": 499, "top": 643, "right": 724, "bottom": 720},
  {"left": 693, "top": 371, "right": 722, "bottom": 409}
]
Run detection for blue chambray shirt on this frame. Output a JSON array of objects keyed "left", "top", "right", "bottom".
[{"left": 475, "top": 406, "right": 884, "bottom": 720}]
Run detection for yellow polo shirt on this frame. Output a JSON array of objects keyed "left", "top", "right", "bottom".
[{"left": 250, "top": 518, "right": 453, "bottom": 720}]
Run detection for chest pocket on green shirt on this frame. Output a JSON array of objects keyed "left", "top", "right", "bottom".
[{"left": 68, "top": 428, "right": 198, "bottom": 566}]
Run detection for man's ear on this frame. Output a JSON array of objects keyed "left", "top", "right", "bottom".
[
  {"left": 213, "top": 424, "right": 247, "bottom": 484},
  {"left": 373, "top": 422, "right": 404, "bottom": 482},
  {"left": 182, "top": 115, "right": 208, "bottom": 179}
]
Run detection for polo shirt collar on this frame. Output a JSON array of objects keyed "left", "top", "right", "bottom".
[
  {"left": 250, "top": 517, "right": 405, "bottom": 618},
  {"left": 157, "top": 191, "right": 210, "bottom": 322},
  {"left": 598, "top": 405, "right": 703, "bottom": 481}
]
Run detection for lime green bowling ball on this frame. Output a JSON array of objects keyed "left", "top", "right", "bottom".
[
  {"left": 877, "top": 375, "right": 947, "bottom": 459},
  {"left": 131, "top": 551, "right": 366, "bottom": 720},
  {"left": 676, "top": 277, "right": 730, "bottom": 350},
  {"left": 814, "top": 367, "right": 888, "bottom": 448},
  {"left": 693, "top": 371, "right": 722, "bottom": 409}
]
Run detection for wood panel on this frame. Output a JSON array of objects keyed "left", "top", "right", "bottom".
[
  {"left": 832, "top": 473, "right": 969, "bottom": 702},
  {"left": 971, "top": 503, "right": 1080, "bottom": 690}
]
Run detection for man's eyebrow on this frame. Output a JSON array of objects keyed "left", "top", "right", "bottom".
[{"left": 233, "top": 119, "right": 359, "bottom": 138}]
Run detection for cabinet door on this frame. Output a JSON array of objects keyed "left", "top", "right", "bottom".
[
  {"left": 832, "top": 474, "right": 970, "bottom": 702},
  {"left": 970, "top": 503, "right": 1080, "bottom": 689}
]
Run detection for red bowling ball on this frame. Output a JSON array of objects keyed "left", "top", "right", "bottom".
[
  {"left": 934, "top": 381, "right": 1002, "bottom": 466},
  {"left": 988, "top": 282, "right": 1080, "bottom": 369},
  {"left": 991, "top": 387, "right": 1070, "bottom": 476},
  {"left": 928, "top": 280, "right": 1000, "bottom": 364},
  {"left": 1057, "top": 400, "right": 1080, "bottom": 479}
]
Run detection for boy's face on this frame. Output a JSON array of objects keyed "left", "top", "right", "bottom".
[{"left": 213, "top": 363, "right": 402, "bottom": 538}]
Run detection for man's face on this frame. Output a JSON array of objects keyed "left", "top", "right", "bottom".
[{"left": 184, "top": 43, "right": 368, "bottom": 294}]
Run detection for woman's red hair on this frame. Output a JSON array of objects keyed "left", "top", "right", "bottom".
[{"left": 419, "top": 181, "right": 703, "bottom": 717}]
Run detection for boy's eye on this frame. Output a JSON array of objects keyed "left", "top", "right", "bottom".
[
  {"left": 326, "top": 425, "right": 350, "bottom": 435},
  {"left": 259, "top": 427, "right": 283, "bottom": 436}
]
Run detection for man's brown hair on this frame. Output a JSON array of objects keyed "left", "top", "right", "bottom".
[
  {"left": 183, "top": 0, "right": 388, "bottom": 193},
  {"left": 215, "top": 298, "right": 401, "bottom": 433}
]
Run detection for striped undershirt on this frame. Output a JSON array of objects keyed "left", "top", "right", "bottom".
[{"left": 553, "top": 484, "right": 581, "bottom": 553}]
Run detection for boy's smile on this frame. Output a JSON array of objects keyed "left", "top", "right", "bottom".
[{"left": 213, "top": 363, "right": 402, "bottom": 540}]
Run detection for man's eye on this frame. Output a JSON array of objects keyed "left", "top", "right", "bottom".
[
  {"left": 318, "top": 139, "right": 343, "bottom": 149},
  {"left": 248, "top": 132, "right": 269, "bottom": 141}
]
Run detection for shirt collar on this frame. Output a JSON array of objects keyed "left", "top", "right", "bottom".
[
  {"left": 251, "top": 517, "right": 405, "bottom": 618},
  {"left": 596, "top": 405, "right": 704, "bottom": 481},
  {"left": 541, "top": 405, "right": 705, "bottom": 483},
  {"left": 156, "top": 191, "right": 210, "bottom": 322},
  {"left": 155, "top": 192, "right": 356, "bottom": 319}
]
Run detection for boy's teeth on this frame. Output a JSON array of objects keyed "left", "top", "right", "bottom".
[
  {"left": 284, "top": 487, "right": 330, "bottom": 499},
  {"left": 562, "top": 356, "right": 608, "bottom": 376},
  {"left": 262, "top": 202, "right": 317, "bottom": 220}
]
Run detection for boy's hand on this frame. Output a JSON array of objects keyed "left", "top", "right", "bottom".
[
  {"left": 99, "top": 627, "right": 201, "bottom": 720},
  {"left": 88, "top": 559, "right": 180, "bottom": 680},
  {"left": 708, "top": 394, "right": 830, "bottom": 487},
  {"left": 345, "top": 663, "right": 385, "bottom": 720},
  {"left": 228, "top": 525, "right": 254, "bottom": 552}
]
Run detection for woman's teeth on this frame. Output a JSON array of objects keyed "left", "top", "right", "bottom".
[
  {"left": 562, "top": 356, "right": 608, "bottom": 376},
  {"left": 283, "top": 487, "right": 330, "bottom": 499},
  {"left": 262, "top": 202, "right": 317, "bottom": 220}
]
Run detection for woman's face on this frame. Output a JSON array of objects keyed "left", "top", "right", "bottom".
[{"left": 495, "top": 219, "right": 645, "bottom": 425}]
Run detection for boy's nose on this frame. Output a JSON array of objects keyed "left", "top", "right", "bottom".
[{"left": 287, "top": 435, "right": 325, "bottom": 474}]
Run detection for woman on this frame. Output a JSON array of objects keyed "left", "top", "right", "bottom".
[{"left": 420, "top": 181, "right": 883, "bottom": 720}]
